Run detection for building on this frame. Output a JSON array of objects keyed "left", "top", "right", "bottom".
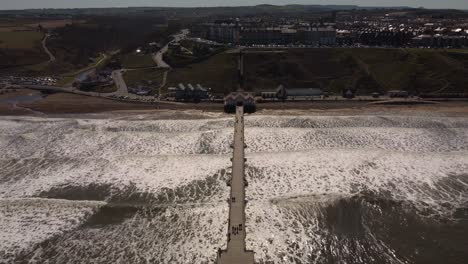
[
  {"left": 193, "top": 22, "right": 336, "bottom": 46},
  {"left": 128, "top": 86, "right": 151, "bottom": 96},
  {"left": 74, "top": 69, "right": 114, "bottom": 91},
  {"left": 191, "top": 22, "right": 241, "bottom": 44},
  {"left": 259, "top": 85, "right": 323, "bottom": 101},
  {"left": 241, "top": 28, "right": 283, "bottom": 45},
  {"left": 209, "top": 23, "right": 240, "bottom": 44},
  {"left": 224, "top": 92, "right": 256, "bottom": 113},
  {"left": 276, "top": 85, "right": 323, "bottom": 100},
  {"left": 351, "top": 30, "right": 415, "bottom": 47},
  {"left": 260, "top": 91, "right": 278, "bottom": 99},
  {"left": 305, "top": 27, "right": 337, "bottom": 45},
  {"left": 167, "top": 83, "right": 210, "bottom": 102},
  {"left": 388, "top": 90, "right": 409, "bottom": 98},
  {"left": 411, "top": 35, "right": 467, "bottom": 48}
]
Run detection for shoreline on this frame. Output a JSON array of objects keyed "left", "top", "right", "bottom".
[{"left": 1, "top": 90, "right": 468, "bottom": 117}]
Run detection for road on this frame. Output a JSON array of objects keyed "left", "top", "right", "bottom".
[
  {"left": 9, "top": 30, "right": 191, "bottom": 103},
  {"left": 158, "top": 71, "right": 168, "bottom": 100},
  {"left": 226, "top": 48, "right": 285, "bottom": 54},
  {"left": 13, "top": 84, "right": 103, "bottom": 98},
  {"left": 60, "top": 30, "right": 188, "bottom": 100},
  {"left": 152, "top": 29, "right": 189, "bottom": 68},
  {"left": 111, "top": 70, "right": 129, "bottom": 97},
  {"left": 217, "top": 106, "right": 255, "bottom": 264},
  {"left": 153, "top": 45, "right": 170, "bottom": 68},
  {"left": 41, "top": 34, "right": 56, "bottom": 63}
]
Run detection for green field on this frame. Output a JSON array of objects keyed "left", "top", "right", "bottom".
[
  {"left": 0, "top": 31, "right": 43, "bottom": 49},
  {"left": 62, "top": 53, "right": 108, "bottom": 76},
  {"left": 121, "top": 53, "right": 155, "bottom": 69},
  {"left": 54, "top": 54, "right": 109, "bottom": 87},
  {"left": 0, "top": 31, "right": 47, "bottom": 70},
  {"left": 165, "top": 52, "right": 238, "bottom": 94},
  {"left": 164, "top": 40, "right": 227, "bottom": 68},
  {"left": 163, "top": 50, "right": 195, "bottom": 67},
  {"left": 123, "top": 68, "right": 167, "bottom": 88},
  {"left": 21, "top": 47, "right": 107, "bottom": 78}
]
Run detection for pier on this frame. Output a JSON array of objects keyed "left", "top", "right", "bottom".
[{"left": 217, "top": 106, "right": 255, "bottom": 264}]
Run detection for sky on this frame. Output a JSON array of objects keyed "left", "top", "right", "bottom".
[{"left": 1, "top": 0, "right": 467, "bottom": 10}]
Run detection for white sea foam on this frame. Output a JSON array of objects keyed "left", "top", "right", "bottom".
[
  {"left": 0, "top": 155, "right": 230, "bottom": 199},
  {"left": 242, "top": 114, "right": 468, "bottom": 263},
  {"left": 245, "top": 115, "right": 468, "bottom": 129},
  {"left": 0, "top": 115, "right": 232, "bottom": 262},
  {"left": 244, "top": 150, "right": 468, "bottom": 263},
  {"left": 245, "top": 150, "right": 468, "bottom": 205},
  {"left": 245, "top": 127, "right": 468, "bottom": 153},
  {"left": 0, "top": 113, "right": 467, "bottom": 263},
  {"left": 0, "top": 198, "right": 104, "bottom": 263},
  {"left": 25, "top": 203, "right": 228, "bottom": 264},
  {"left": 0, "top": 118, "right": 234, "bottom": 159}
]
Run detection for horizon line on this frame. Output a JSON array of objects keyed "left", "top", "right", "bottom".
[{"left": 0, "top": 4, "right": 466, "bottom": 12}]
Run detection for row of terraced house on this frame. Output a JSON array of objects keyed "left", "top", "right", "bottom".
[{"left": 191, "top": 22, "right": 336, "bottom": 46}]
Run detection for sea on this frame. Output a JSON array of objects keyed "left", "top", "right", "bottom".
[{"left": 1, "top": 111, "right": 467, "bottom": 263}]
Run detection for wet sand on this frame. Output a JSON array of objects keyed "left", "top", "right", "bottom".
[{"left": 0, "top": 90, "right": 157, "bottom": 115}]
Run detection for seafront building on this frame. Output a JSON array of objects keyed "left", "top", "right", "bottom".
[{"left": 167, "top": 83, "right": 210, "bottom": 102}]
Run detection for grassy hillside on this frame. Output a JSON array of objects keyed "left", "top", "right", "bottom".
[
  {"left": 0, "top": 31, "right": 47, "bottom": 70},
  {"left": 165, "top": 52, "right": 238, "bottom": 94},
  {"left": 0, "top": 16, "right": 180, "bottom": 76},
  {"left": 163, "top": 40, "right": 228, "bottom": 68},
  {"left": 243, "top": 48, "right": 468, "bottom": 95},
  {"left": 123, "top": 68, "right": 166, "bottom": 87},
  {"left": 121, "top": 53, "right": 155, "bottom": 69},
  {"left": 0, "top": 31, "right": 43, "bottom": 49},
  {"left": 163, "top": 48, "right": 468, "bottom": 96}
]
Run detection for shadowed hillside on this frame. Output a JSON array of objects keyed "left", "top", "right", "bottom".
[
  {"left": 242, "top": 48, "right": 468, "bottom": 95},
  {"left": 162, "top": 48, "right": 468, "bottom": 96}
]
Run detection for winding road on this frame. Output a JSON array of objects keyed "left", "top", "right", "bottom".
[
  {"left": 111, "top": 70, "right": 129, "bottom": 97},
  {"left": 153, "top": 45, "right": 170, "bottom": 68},
  {"left": 11, "top": 30, "right": 189, "bottom": 103},
  {"left": 41, "top": 34, "right": 56, "bottom": 63},
  {"left": 152, "top": 29, "right": 189, "bottom": 68}
]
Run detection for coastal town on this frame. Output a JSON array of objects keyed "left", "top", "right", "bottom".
[
  {"left": 1, "top": 5, "right": 467, "bottom": 114},
  {"left": 192, "top": 10, "right": 468, "bottom": 47},
  {"left": 1, "top": 3, "right": 468, "bottom": 264}
]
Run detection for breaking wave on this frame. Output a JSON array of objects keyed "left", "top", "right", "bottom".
[{"left": 0, "top": 113, "right": 467, "bottom": 263}]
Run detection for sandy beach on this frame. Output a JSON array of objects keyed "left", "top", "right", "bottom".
[{"left": 1, "top": 89, "right": 468, "bottom": 117}]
